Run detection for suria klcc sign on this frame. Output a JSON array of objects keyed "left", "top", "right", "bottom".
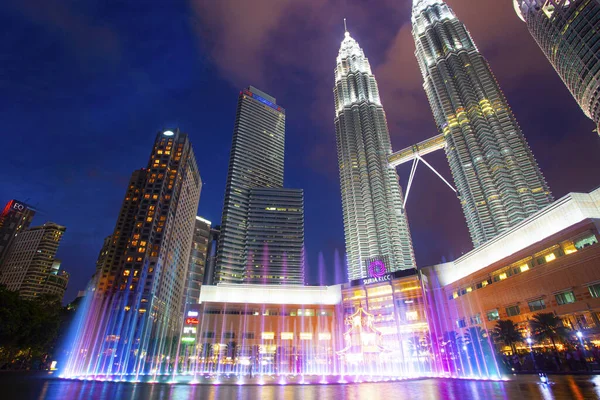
[{"left": 362, "top": 260, "right": 392, "bottom": 285}]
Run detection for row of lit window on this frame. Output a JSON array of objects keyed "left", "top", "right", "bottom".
[
  {"left": 458, "top": 284, "right": 600, "bottom": 328},
  {"left": 451, "top": 232, "right": 598, "bottom": 300}
]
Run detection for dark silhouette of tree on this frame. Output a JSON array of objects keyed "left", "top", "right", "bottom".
[
  {"left": 492, "top": 320, "right": 523, "bottom": 354},
  {"left": 529, "top": 312, "right": 570, "bottom": 351}
]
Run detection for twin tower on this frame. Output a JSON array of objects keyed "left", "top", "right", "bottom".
[{"left": 336, "top": 0, "right": 553, "bottom": 281}]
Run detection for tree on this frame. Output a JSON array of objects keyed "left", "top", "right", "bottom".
[
  {"left": 529, "top": 312, "right": 570, "bottom": 351},
  {"left": 492, "top": 320, "right": 523, "bottom": 355}
]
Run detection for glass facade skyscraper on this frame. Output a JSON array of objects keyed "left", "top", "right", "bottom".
[
  {"left": 412, "top": 0, "right": 553, "bottom": 248},
  {"left": 514, "top": 0, "right": 600, "bottom": 134},
  {"left": 216, "top": 87, "right": 305, "bottom": 284},
  {"left": 246, "top": 188, "right": 304, "bottom": 285},
  {"left": 334, "top": 29, "right": 416, "bottom": 281}
]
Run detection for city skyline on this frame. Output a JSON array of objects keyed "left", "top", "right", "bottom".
[{"left": 2, "top": 1, "right": 600, "bottom": 303}]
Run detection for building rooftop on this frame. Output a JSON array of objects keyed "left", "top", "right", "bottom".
[
  {"left": 199, "top": 284, "right": 341, "bottom": 305},
  {"left": 427, "top": 188, "right": 600, "bottom": 286}
]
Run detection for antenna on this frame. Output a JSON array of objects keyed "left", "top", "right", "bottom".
[{"left": 344, "top": 18, "right": 348, "bottom": 33}]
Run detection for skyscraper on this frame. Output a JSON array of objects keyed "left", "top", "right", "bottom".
[
  {"left": 0, "top": 222, "right": 69, "bottom": 300},
  {"left": 334, "top": 27, "right": 416, "bottom": 281},
  {"left": 66, "top": 129, "right": 201, "bottom": 375},
  {"left": 216, "top": 87, "right": 305, "bottom": 284},
  {"left": 412, "top": 0, "right": 553, "bottom": 247},
  {"left": 0, "top": 199, "right": 36, "bottom": 266},
  {"left": 184, "top": 216, "right": 211, "bottom": 304},
  {"left": 514, "top": 0, "right": 600, "bottom": 135},
  {"left": 246, "top": 188, "right": 304, "bottom": 285}
]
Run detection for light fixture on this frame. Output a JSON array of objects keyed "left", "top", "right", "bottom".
[{"left": 163, "top": 130, "right": 174, "bottom": 136}]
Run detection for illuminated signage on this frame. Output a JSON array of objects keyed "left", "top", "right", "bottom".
[
  {"left": 348, "top": 268, "right": 419, "bottom": 288},
  {"left": 187, "top": 311, "right": 198, "bottom": 317},
  {"left": 185, "top": 317, "right": 199, "bottom": 325},
  {"left": 368, "top": 260, "right": 387, "bottom": 278},
  {"left": 11, "top": 201, "right": 26, "bottom": 212},
  {"left": 362, "top": 274, "right": 392, "bottom": 286},
  {"left": 242, "top": 90, "right": 284, "bottom": 113},
  {"left": 181, "top": 337, "right": 195, "bottom": 343}
]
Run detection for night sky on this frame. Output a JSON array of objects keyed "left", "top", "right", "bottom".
[{"left": 2, "top": 0, "right": 600, "bottom": 303}]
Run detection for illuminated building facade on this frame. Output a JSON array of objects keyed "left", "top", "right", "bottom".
[
  {"left": 514, "top": 0, "right": 600, "bottom": 135},
  {"left": 340, "top": 270, "right": 432, "bottom": 366},
  {"left": 65, "top": 129, "right": 201, "bottom": 376},
  {"left": 412, "top": 0, "right": 553, "bottom": 247},
  {"left": 0, "top": 199, "right": 36, "bottom": 266},
  {"left": 334, "top": 28, "right": 416, "bottom": 281},
  {"left": 184, "top": 216, "right": 211, "bottom": 304},
  {"left": 246, "top": 188, "right": 304, "bottom": 285},
  {"left": 0, "top": 222, "right": 69, "bottom": 300},
  {"left": 181, "top": 284, "right": 339, "bottom": 375},
  {"left": 216, "top": 87, "right": 305, "bottom": 285},
  {"left": 423, "top": 187, "right": 600, "bottom": 349}
]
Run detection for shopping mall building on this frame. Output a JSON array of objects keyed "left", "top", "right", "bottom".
[{"left": 182, "top": 188, "right": 600, "bottom": 368}]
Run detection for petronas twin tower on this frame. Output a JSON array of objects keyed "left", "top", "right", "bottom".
[{"left": 335, "top": 0, "right": 553, "bottom": 281}]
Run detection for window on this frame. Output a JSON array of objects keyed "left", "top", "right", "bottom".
[
  {"left": 242, "top": 332, "right": 255, "bottom": 339},
  {"left": 528, "top": 299, "right": 546, "bottom": 312},
  {"left": 456, "top": 319, "right": 467, "bottom": 328},
  {"left": 318, "top": 333, "right": 331, "bottom": 341},
  {"left": 589, "top": 283, "right": 600, "bottom": 298},
  {"left": 281, "top": 332, "right": 293, "bottom": 340},
  {"left": 406, "top": 311, "right": 419, "bottom": 321},
  {"left": 261, "top": 332, "right": 274, "bottom": 340},
  {"left": 487, "top": 309, "right": 499, "bottom": 321},
  {"left": 470, "top": 313, "right": 482, "bottom": 325},
  {"left": 202, "top": 331, "right": 215, "bottom": 339},
  {"left": 506, "top": 305, "right": 520, "bottom": 317},
  {"left": 223, "top": 332, "right": 235, "bottom": 339},
  {"left": 555, "top": 291, "right": 576, "bottom": 305}
]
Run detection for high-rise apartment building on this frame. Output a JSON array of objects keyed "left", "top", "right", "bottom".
[
  {"left": 246, "top": 188, "right": 304, "bottom": 285},
  {"left": 216, "top": 87, "right": 305, "bottom": 284},
  {"left": 514, "top": 0, "right": 600, "bottom": 135},
  {"left": 0, "top": 222, "right": 69, "bottom": 300},
  {"left": 184, "top": 216, "right": 211, "bottom": 304},
  {"left": 70, "top": 129, "right": 201, "bottom": 375},
  {"left": 412, "top": 0, "right": 553, "bottom": 247},
  {"left": 334, "top": 28, "right": 416, "bottom": 281},
  {"left": 0, "top": 199, "right": 36, "bottom": 265}
]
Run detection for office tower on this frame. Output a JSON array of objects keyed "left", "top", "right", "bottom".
[
  {"left": 412, "top": 0, "right": 553, "bottom": 247},
  {"left": 334, "top": 27, "right": 416, "bottom": 281},
  {"left": 184, "top": 216, "right": 211, "bottom": 304},
  {"left": 246, "top": 188, "right": 305, "bottom": 285},
  {"left": 0, "top": 222, "right": 69, "bottom": 300},
  {"left": 215, "top": 86, "right": 287, "bottom": 284},
  {"left": 514, "top": 0, "right": 600, "bottom": 135},
  {"left": 0, "top": 199, "right": 36, "bottom": 265},
  {"left": 203, "top": 225, "right": 220, "bottom": 286},
  {"left": 74, "top": 129, "right": 201, "bottom": 375}
]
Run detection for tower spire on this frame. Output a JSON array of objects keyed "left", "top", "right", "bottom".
[{"left": 344, "top": 18, "right": 348, "bottom": 34}]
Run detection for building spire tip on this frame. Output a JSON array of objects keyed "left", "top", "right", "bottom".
[{"left": 343, "top": 18, "right": 349, "bottom": 37}]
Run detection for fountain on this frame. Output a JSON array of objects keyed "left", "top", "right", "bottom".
[{"left": 57, "top": 254, "right": 504, "bottom": 385}]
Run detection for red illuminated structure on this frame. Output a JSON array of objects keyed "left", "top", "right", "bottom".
[{"left": 0, "top": 199, "right": 35, "bottom": 266}]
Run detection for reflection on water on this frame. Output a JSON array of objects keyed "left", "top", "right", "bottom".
[{"left": 2, "top": 374, "right": 600, "bottom": 400}]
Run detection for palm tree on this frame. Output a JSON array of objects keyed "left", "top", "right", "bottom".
[
  {"left": 529, "top": 312, "right": 570, "bottom": 351},
  {"left": 492, "top": 320, "right": 523, "bottom": 355},
  {"left": 463, "top": 326, "right": 488, "bottom": 346}
]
